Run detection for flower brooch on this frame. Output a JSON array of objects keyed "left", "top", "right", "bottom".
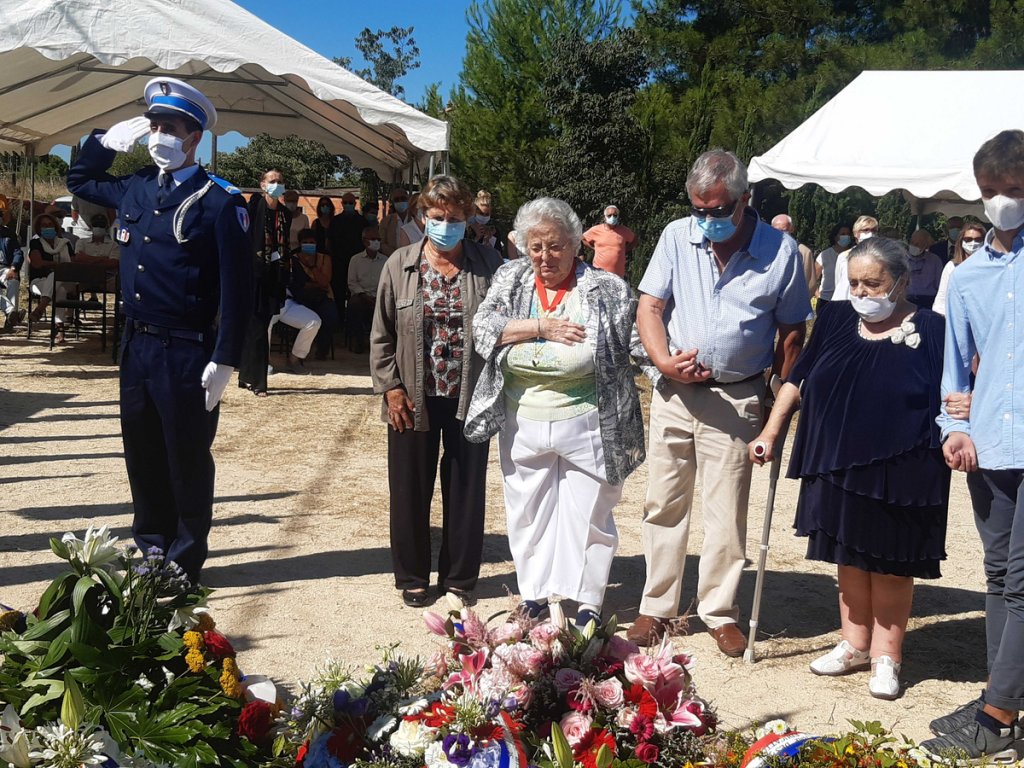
[{"left": 891, "top": 319, "right": 921, "bottom": 349}]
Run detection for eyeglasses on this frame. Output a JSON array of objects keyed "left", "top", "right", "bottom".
[
  {"left": 690, "top": 199, "right": 739, "bottom": 219},
  {"left": 528, "top": 242, "right": 569, "bottom": 257}
]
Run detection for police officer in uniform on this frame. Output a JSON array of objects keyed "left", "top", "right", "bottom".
[{"left": 67, "top": 78, "right": 251, "bottom": 584}]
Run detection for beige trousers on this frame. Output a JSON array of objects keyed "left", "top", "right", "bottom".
[{"left": 639, "top": 377, "right": 763, "bottom": 628}]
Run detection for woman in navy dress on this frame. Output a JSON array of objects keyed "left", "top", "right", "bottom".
[{"left": 750, "top": 237, "right": 950, "bottom": 701}]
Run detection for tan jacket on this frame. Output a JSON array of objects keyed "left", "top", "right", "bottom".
[{"left": 369, "top": 240, "right": 503, "bottom": 431}]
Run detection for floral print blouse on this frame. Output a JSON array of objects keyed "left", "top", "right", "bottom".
[{"left": 421, "top": 260, "right": 464, "bottom": 398}]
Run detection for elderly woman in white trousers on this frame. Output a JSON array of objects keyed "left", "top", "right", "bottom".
[{"left": 465, "top": 198, "right": 644, "bottom": 628}]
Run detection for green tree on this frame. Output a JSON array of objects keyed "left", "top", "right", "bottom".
[
  {"left": 334, "top": 26, "right": 421, "bottom": 100},
  {"left": 448, "top": 0, "right": 622, "bottom": 217},
  {"left": 215, "top": 134, "right": 351, "bottom": 189},
  {"left": 109, "top": 143, "right": 152, "bottom": 178}
]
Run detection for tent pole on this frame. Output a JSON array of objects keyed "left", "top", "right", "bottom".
[
  {"left": 211, "top": 134, "right": 218, "bottom": 175},
  {"left": 428, "top": 153, "right": 435, "bottom": 178},
  {"left": 29, "top": 145, "right": 36, "bottom": 239}
]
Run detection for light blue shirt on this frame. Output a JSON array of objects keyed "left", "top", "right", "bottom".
[
  {"left": 938, "top": 227, "right": 1024, "bottom": 469},
  {"left": 638, "top": 211, "right": 811, "bottom": 382}
]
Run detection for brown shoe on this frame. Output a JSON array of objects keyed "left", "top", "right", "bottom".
[
  {"left": 626, "top": 614, "right": 670, "bottom": 647},
  {"left": 708, "top": 623, "right": 746, "bottom": 658}
]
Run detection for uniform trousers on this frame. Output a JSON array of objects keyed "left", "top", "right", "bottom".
[
  {"left": 387, "top": 396, "right": 489, "bottom": 592},
  {"left": 120, "top": 324, "right": 220, "bottom": 583},
  {"left": 268, "top": 298, "right": 321, "bottom": 360},
  {"left": 1, "top": 271, "right": 19, "bottom": 316},
  {"left": 639, "top": 377, "right": 763, "bottom": 628},
  {"left": 967, "top": 469, "right": 1024, "bottom": 711},
  {"left": 499, "top": 407, "right": 622, "bottom": 608}
]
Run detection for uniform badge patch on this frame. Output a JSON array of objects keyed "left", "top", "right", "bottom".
[{"left": 236, "top": 208, "right": 249, "bottom": 233}]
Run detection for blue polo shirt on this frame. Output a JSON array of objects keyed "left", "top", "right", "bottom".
[{"left": 638, "top": 210, "right": 812, "bottom": 382}]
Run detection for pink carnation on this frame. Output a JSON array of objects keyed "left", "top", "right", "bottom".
[
  {"left": 489, "top": 621, "right": 524, "bottom": 646},
  {"left": 592, "top": 678, "right": 624, "bottom": 709},
  {"left": 493, "top": 642, "right": 545, "bottom": 680},
  {"left": 559, "top": 711, "right": 593, "bottom": 749},
  {"left": 554, "top": 667, "right": 583, "bottom": 693},
  {"left": 529, "top": 622, "right": 561, "bottom": 652}
]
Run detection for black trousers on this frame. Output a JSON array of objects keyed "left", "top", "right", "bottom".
[
  {"left": 387, "top": 396, "right": 489, "bottom": 591},
  {"left": 120, "top": 325, "right": 219, "bottom": 583}
]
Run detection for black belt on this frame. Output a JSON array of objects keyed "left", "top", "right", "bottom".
[
  {"left": 694, "top": 371, "right": 765, "bottom": 387},
  {"left": 127, "top": 318, "right": 206, "bottom": 342}
]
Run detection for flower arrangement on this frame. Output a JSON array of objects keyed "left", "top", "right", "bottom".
[{"left": 0, "top": 527, "right": 274, "bottom": 767}]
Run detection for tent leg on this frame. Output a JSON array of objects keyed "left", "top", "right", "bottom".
[
  {"left": 428, "top": 154, "right": 435, "bottom": 178},
  {"left": 211, "top": 134, "right": 218, "bottom": 176}
]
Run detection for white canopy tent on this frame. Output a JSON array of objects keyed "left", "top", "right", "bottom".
[
  {"left": 747, "top": 70, "right": 1024, "bottom": 217},
  {"left": 0, "top": 0, "right": 449, "bottom": 179}
]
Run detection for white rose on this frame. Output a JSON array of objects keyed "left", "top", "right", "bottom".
[
  {"left": 388, "top": 719, "right": 435, "bottom": 757},
  {"left": 900, "top": 319, "right": 916, "bottom": 334},
  {"left": 905, "top": 332, "right": 921, "bottom": 349},
  {"left": 891, "top": 330, "right": 906, "bottom": 344}
]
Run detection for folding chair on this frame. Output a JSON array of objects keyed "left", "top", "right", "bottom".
[{"left": 48, "top": 262, "right": 111, "bottom": 351}]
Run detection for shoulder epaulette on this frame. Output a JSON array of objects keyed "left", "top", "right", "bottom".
[{"left": 207, "top": 173, "right": 242, "bottom": 195}]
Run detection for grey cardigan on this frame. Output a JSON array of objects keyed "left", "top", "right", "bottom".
[
  {"left": 464, "top": 259, "right": 646, "bottom": 486},
  {"left": 369, "top": 240, "right": 503, "bottom": 431}
]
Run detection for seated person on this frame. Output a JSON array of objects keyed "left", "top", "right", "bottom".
[
  {"left": 27, "top": 212, "right": 75, "bottom": 343},
  {"left": 1, "top": 220, "right": 24, "bottom": 330},
  {"left": 346, "top": 224, "right": 387, "bottom": 353},
  {"left": 275, "top": 228, "right": 339, "bottom": 364}
]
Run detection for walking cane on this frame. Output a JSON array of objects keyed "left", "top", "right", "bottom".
[{"left": 743, "top": 376, "right": 795, "bottom": 664}]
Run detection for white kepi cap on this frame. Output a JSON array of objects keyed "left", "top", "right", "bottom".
[{"left": 143, "top": 77, "right": 217, "bottom": 131}]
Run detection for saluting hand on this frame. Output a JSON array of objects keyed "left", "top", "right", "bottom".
[
  {"left": 386, "top": 387, "right": 415, "bottom": 432},
  {"left": 99, "top": 117, "right": 151, "bottom": 153}
]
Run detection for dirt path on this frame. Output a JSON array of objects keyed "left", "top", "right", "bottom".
[{"left": 0, "top": 330, "right": 988, "bottom": 741}]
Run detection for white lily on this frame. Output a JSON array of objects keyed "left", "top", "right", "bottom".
[
  {"left": 0, "top": 703, "right": 32, "bottom": 768},
  {"left": 28, "top": 722, "right": 107, "bottom": 766},
  {"left": 61, "top": 526, "right": 121, "bottom": 571},
  {"left": 167, "top": 603, "right": 210, "bottom": 632}
]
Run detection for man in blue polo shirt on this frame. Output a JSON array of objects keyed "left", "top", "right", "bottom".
[
  {"left": 627, "top": 149, "right": 810, "bottom": 656},
  {"left": 922, "top": 129, "right": 1024, "bottom": 764}
]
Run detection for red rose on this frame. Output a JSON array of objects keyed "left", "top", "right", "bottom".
[
  {"left": 635, "top": 742, "right": 660, "bottom": 764},
  {"left": 203, "top": 631, "right": 235, "bottom": 661},
  {"left": 237, "top": 700, "right": 274, "bottom": 743}
]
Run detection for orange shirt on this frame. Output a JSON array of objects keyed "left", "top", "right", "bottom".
[{"left": 582, "top": 223, "right": 635, "bottom": 277}]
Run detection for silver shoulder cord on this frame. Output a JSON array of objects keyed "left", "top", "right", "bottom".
[{"left": 172, "top": 180, "right": 216, "bottom": 244}]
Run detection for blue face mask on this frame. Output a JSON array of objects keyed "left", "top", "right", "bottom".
[
  {"left": 395, "top": 201, "right": 409, "bottom": 213},
  {"left": 300, "top": 243, "right": 316, "bottom": 255},
  {"left": 365, "top": 213, "right": 378, "bottom": 224},
  {"left": 425, "top": 219, "right": 466, "bottom": 251},
  {"left": 265, "top": 182, "right": 285, "bottom": 199},
  {"left": 41, "top": 227, "right": 57, "bottom": 239},
  {"left": 696, "top": 215, "right": 738, "bottom": 243},
  {"left": 343, "top": 203, "right": 356, "bottom": 213},
  {"left": 837, "top": 234, "right": 852, "bottom": 248}
]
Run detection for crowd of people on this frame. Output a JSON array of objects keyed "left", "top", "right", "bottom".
[{"left": 6, "top": 72, "right": 1022, "bottom": 765}]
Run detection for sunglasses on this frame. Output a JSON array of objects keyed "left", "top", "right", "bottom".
[
  {"left": 690, "top": 199, "right": 739, "bottom": 219},
  {"left": 962, "top": 236, "right": 984, "bottom": 243}
]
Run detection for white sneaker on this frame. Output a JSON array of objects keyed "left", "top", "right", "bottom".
[
  {"left": 809, "top": 639, "right": 870, "bottom": 676},
  {"left": 868, "top": 656, "right": 901, "bottom": 700}
]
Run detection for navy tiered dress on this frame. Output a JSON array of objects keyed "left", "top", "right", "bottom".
[{"left": 786, "top": 301, "right": 950, "bottom": 579}]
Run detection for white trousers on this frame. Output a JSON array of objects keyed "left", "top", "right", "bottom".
[
  {"left": 499, "top": 407, "right": 623, "bottom": 608},
  {"left": 30, "top": 274, "right": 68, "bottom": 324},
  {"left": 0, "top": 271, "right": 18, "bottom": 314},
  {"left": 268, "top": 298, "right": 321, "bottom": 359}
]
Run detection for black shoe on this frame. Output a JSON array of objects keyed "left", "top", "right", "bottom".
[
  {"left": 930, "top": 695, "right": 986, "bottom": 736},
  {"left": 444, "top": 587, "right": 476, "bottom": 607},
  {"left": 920, "top": 715, "right": 1022, "bottom": 765},
  {"left": 516, "top": 600, "right": 548, "bottom": 620},
  {"left": 402, "top": 588, "right": 431, "bottom": 608}
]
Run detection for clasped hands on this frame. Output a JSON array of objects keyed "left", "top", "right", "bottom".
[{"left": 657, "top": 348, "right": 712, "bottom": 385}]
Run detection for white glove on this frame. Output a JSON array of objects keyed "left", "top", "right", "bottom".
[
  {"left": 201, "top": 362, "right": 234, "bottom": 412},
  {"left": 98, "top": 116, "right": 151, "bottom": 152}
]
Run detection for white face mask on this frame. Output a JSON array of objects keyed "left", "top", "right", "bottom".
[
  {"left": 850, "top": 282, "right": 900, "bottom": 323},
  {"left": 367, "top": 239, "right": 381, "bottom": 252},
  {"left": 983, "top": 195, "right": 1024, "bottom": 231},
  {"left": 148, "top": 131, "right": 188, "bottom": 171},
  {"left": 857, "top": 231, "right": 875, "bottom": 243},
  {"left": 605, "top": 215, "right": 619, "bottom": 225},
  {"left": 962, "top": 239, "right": 983, "bottom": 255},
  {"left": 908, "top": 244, "right": 923, "bottom": 257}
]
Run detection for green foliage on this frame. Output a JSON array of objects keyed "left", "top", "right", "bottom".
[
  {"left": 33, "top": 154, "right": 69, "bottom": 184},
  {"left": 334, "top": 26, "right": 421, "bottom": 100},
  {"left": 448, "top": 0, "right": 623, "bottom": 218},
  {"left": 215, "top": 134, "right": 352, "bottom": 189},
  {"left": 108, "top": 140, "right": 152, "bottom": 178}
]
